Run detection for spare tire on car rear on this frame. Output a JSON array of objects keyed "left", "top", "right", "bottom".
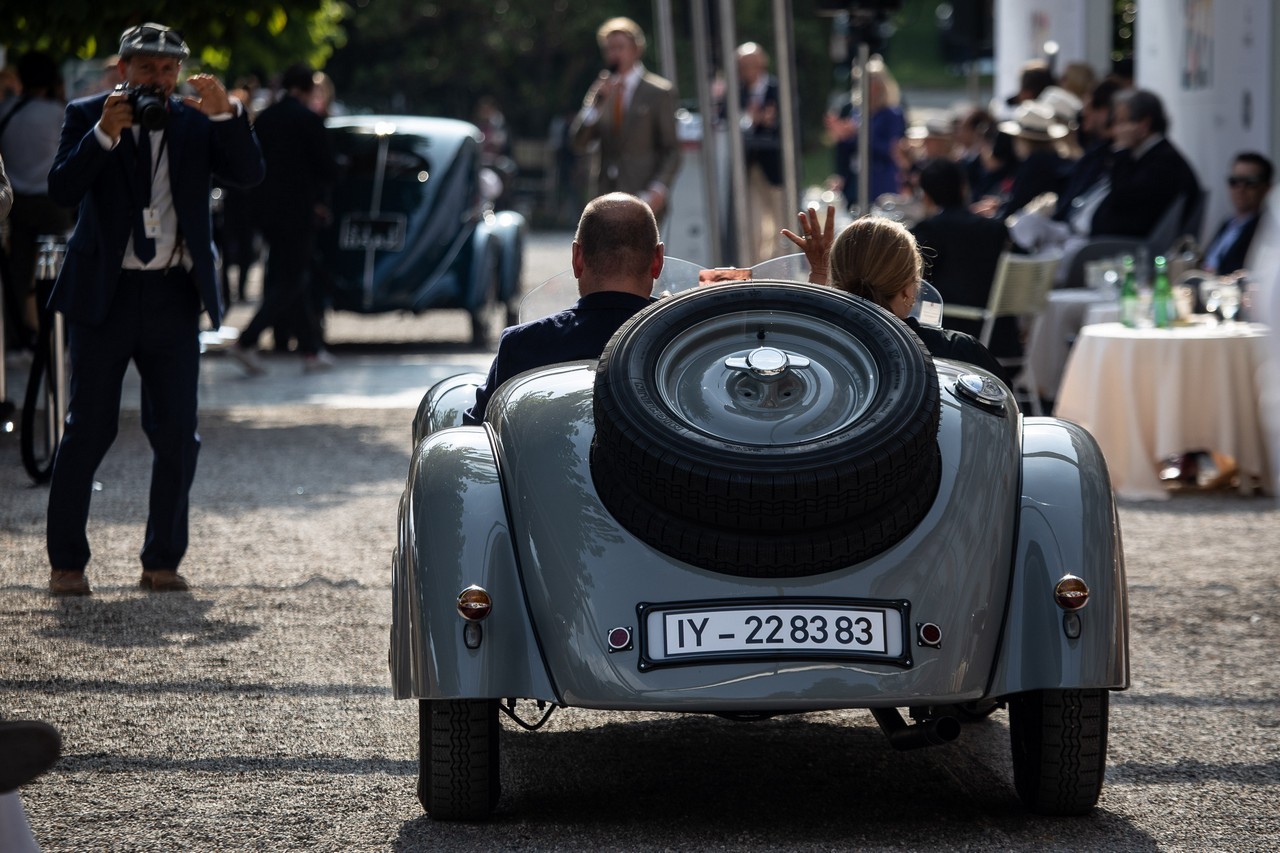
[{"left": 591, "top": 282, "right": 941, "bottom": 577}]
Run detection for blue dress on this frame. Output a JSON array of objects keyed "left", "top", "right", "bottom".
[{"left": 835, "top": 103, "right": 906, "bottom": 210}]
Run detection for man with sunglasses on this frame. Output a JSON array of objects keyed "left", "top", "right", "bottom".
[{"left": 1201, "top": 152, "right": 1273, "bottom": 275}]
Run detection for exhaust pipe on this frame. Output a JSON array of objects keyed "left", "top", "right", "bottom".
[{"left": 870, "top": 707, "right": 961, "bottom": 751}]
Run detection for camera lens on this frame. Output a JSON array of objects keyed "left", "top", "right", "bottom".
[
  {"left": 131, "top": 87, "right": 169, "bottom": 131},
  {"left": 137, "top": 99, "right": 168, "bottom": 131}
]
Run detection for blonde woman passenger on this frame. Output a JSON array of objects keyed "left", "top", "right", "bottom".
[{"left": 782, "top": 207, "right": 1009, "bottom": 383}]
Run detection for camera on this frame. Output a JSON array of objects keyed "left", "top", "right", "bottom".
[{"left": 114, "top": 83, "right": 169, "bottom": 131}]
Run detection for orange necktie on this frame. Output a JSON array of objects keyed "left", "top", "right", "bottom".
[{"left": 612, "top": 88, "right": 624, "bottom": 132}]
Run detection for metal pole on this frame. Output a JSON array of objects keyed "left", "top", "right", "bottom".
[
  {"left": 718, "top": 0, "right": 750, "bottom": 265},
  {"left": 363, "top": 134, "right": 391, "bottom": 311},
  {"left": 51, "top": 312, "right": 66, "bottom": 446},
  {"left": 0, "top": 236, "right": 7, "bottom": 416},
  {"left": 857, "top": 41, "right": 870, "bottom": 217},
  {"left": 772, "top": 0, "right": 800, "bottom": 234},
  {"left": 690, "top": 0, "right": 723, "bottom": 264},
  {"left": 653, "top": 0, "right": 677, "bottom": 83}
]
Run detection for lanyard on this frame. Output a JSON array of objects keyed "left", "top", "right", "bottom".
[{"left": 143, "top": 130, "right": 168, "bottom": 190}]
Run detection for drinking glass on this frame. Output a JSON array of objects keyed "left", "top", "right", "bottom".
[
  {"left": 1199, "top": 280, "right": 1222, "bottom": 320},
  {"left": 1218, "top": 282, "right": 1241, "bottom": 323}
]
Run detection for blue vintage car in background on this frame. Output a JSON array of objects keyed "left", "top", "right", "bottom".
[
  {"left": 391, "top": 258, "right": 1130, "bottom": 822},
  {"left": 318, "top": 115, "right": 525, "bottom": 345}
]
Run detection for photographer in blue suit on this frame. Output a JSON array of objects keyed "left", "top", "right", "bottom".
[{"left": 44, "top": 23, "right": 264, "bottom": 596}]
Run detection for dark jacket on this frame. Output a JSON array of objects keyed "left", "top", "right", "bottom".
[
  {"left": 905, "top": 316, "right": 1011, "bottom": 387},
  {"left": 463, "top": 290, "right": 654, "bottom": 424},
  {"left": 251, "top": 94, "right": 337, "bottom": 231},
  {"left": 1053, "top": 140, "right": 1112, "bottom": 221},
  {"left": 911, "top": 207, "right": 1022, "bottom": 360},
  {"left": 996, "top": 148, "right": 1067, "bottom": 220},
  {"left": 1201, "top": 213, "right": 1261, "bottom": 275},
  {"left": 1090, "top": 137, "right": 1200, "bottom": 238},
  {"left": 47, "top": 91, "right": 264, "bottom": 328}
]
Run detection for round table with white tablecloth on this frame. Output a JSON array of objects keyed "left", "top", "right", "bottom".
[{"left": 1053, "top": 321, "right": 1274, "bottom": 500}]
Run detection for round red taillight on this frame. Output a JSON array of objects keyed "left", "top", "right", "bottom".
[
  {"left": 457, "top": 585, "right": 492, "bottom": 621},
  {"left": 917, "top": 622, "right": 943, "bottom": 647},
  {"left": 1054, "top": 575, "right": 1090, "bottom": 611},
  {"left": 607, "top": 627, "right": 632, "bottom": 652}
]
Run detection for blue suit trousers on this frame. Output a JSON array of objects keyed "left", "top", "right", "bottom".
[{"left": 46, "top": 268, "right": 202, "bottom": 572}]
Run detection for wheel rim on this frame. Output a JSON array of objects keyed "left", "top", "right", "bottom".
[{"left": 651, "top": 309, "right": 881, "bottom": 446}]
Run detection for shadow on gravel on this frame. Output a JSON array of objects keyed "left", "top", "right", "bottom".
[
  {"left": 34, "top": 595, "right": 258, "bottom": 647},
  {"left": 10, "top": 411, "right": 411, "bottom": 523},
  {"left": 1110, "top": 757, "right": 1280, "bottom": 785},
  {"left": 0, "top": 675, "right": 392, "bottom": 700},
  {"left": 56, "top": 752, "right": 414, "bottom": 775},
  {"left": 1115, "top": 493, "right": 1277, "bottom": 514},
  {"left": 394, "top": 713, "right": 1159, "bottom": 851},
  {"left": 1113, "top": 691, "right": 1280, "bottom": 708}
]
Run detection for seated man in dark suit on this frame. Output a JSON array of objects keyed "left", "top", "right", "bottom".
[
  {"left": 1051, "top": 77, "right": 1122, "bottom": 226},
  {"left": 1090, "top": 88, "right": 1200, "bottom": 239},
  {"left": 463, "top": 193, "right": 662, "bottom": 424},
  {"left": 1200, "top": 151, "right": 1272, "bottom": 275},
  {"left": 911, "top": 158, "right": 1020, "bottom": 360}
]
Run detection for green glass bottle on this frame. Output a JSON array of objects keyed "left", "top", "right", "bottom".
[
  {"left": 1119, "top": 255, "right": 1138, "bottom": 327},
  {"left": 1152, "top": 255, "right": 1173, "bottom": 328}
]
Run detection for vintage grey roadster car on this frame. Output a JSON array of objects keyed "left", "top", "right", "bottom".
[
  {"left": 318, "top": 115, "right": 525, "bottom": 345},
  {"left": 389, "top": 258, "right": 1129, "bottom": 820}
]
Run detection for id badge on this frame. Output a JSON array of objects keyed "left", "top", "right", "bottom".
[{"left": 142, "top": 207, "right": 162, "bottom": 238}]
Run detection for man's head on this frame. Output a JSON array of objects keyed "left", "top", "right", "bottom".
[
  {"left": 954, "top": 107, "right": 992, "bottom": 150},
  {"left": 572, "top": 193, "right": 663, "bottom": 296},
  {"left": 1110, "top": 89, "right": 1167, "bottom": 150},
  {"left": 280, "top": 62, "right": 317, "bottom": 98},
  {"left": 1227, "top": 152, "right": 1274, "bottom": 216},
  {"left": 736, "top": 42, "right": 768, "bottom": 87},
  {"left": 1081, "top": 77, "right": 1122, "bottom": 140},
  {"left": 117, "top": 22, "right": 189, "bottom": 97},
  {"left": 16, "top": 51, "right": 59, "bottom": 96},
  {"left": 918, "top": 158, "right": 967, "bottom": 211},
  {"left": 1013, "top": 60, "right": 1054, "bottom": 103},
  {"left": 597, "top": 17, "right": 645, "bottom": 75}
]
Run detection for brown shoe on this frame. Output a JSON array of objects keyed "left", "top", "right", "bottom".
[
  {"left": 49, "top": 570, "right": 91, "bottom": 596},
  {"left": 140, "top": 569, "right": 190, "bottom": 592}
]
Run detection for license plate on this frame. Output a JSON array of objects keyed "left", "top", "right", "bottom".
[
  {"left": 640, "top": 599, "right": 907, "bottom": 668},
  {"left": 338, "top": 213, "right": 406, "bottom": 251}
]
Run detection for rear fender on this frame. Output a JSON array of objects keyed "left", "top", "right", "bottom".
[
  {"left": 389, "top": 427, "right": 557, "bottom": 702},
  {"left": 464, "top": 218, "right": 499, "bottom": 313},
  {"left": 988, "top": 419, "right": 1130, "bottom": 695},
  {"left": 412, "top": 372, "right": 486, "bottom": 446},
  {"left": 487, "top": 210, "right": 526, "bottom": 305}
]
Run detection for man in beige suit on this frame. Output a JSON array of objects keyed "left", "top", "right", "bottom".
[{"left": 571, "top": 17, "right": 680, "bottom": 226}]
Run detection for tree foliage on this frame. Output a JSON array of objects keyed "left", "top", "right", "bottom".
[
  {"left": 1, "top": 0, "right": 344, "bottom": 80},
  {"left": 3, "top": 0, "right": 872, "bottom": 152}
]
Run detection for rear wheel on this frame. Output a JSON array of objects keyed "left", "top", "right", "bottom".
[
  {"left": 417, "top": 699, "right": 500, "bottom": 820},
  {"left": 1008, "top": 689, "right": 1108, "bottom": 815}
]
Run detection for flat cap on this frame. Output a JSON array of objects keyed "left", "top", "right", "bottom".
[{"left": 119, "top": 23, "right": 190, "bottom": 60}]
